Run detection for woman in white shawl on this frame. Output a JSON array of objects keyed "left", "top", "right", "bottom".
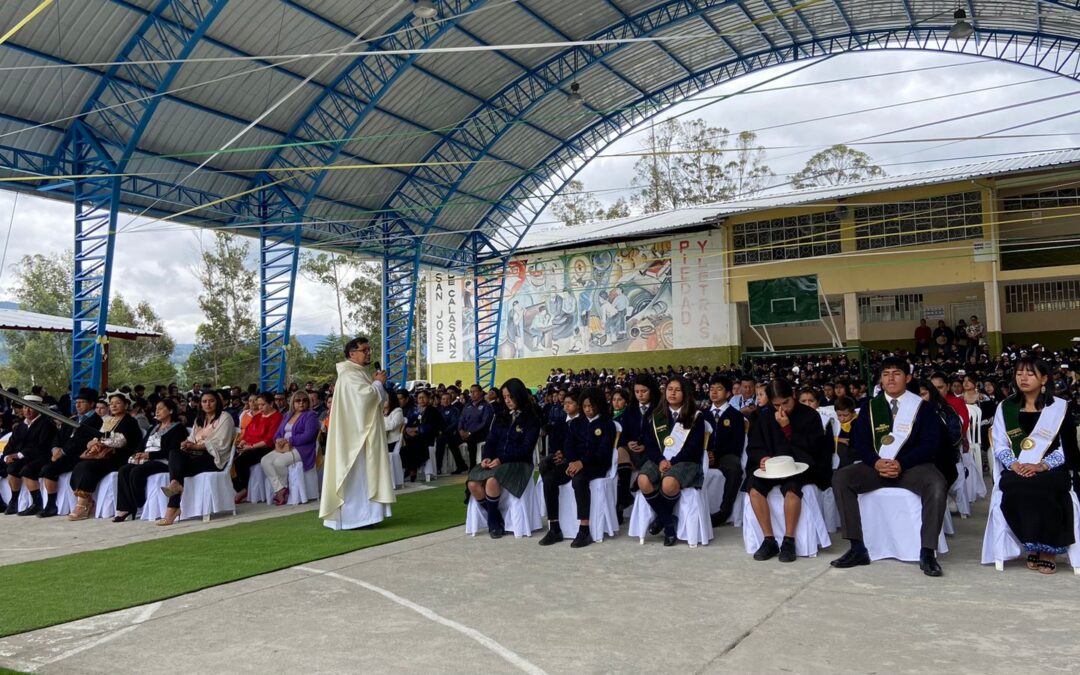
[{"left": 157, "top": 391, "right": 235, "bottom": 526}]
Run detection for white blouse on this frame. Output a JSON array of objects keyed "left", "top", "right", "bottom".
[{"left": 385, "top": 408, "right": 405, "bottom": 447}]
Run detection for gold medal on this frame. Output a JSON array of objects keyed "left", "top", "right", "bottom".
[
  {"left": 1020, "top": 437, "right": 1035, "bottom": 451},
  {"left": 723, "top": 419, "right": 731, "bottom": 427},
  {"left": 663, "top": 436, "right": 675, "bottom": 447},
  {"left": 881, "top": 434, "right": 895, "bottom": 445},
  {"left": 515, "top": 425, "right": 522, "bottom": 433},
  {"left": 594, "top": 428, "right": 602, "bottom": 436}
]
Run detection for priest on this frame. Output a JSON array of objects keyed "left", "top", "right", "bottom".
[{"left": 320, "top": 336, "right": 396, "bottom": 530}]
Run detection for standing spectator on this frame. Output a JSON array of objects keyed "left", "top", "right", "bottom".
[
  {"left": 965, "top": 315, "right": 985, "bottom": 363},
  {"left": 932, "top": 320, "right": 954, "bottom": 357},
  {"left": 914, "top": 319, "right": 932, "bottom": 355}
]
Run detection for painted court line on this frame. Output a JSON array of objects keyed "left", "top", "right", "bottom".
[
  {"left": 22, "top": 601, "right": 163, "bottom": 673},
  {"left": 293, "top": 565, "right": 547, "bottom": 675}
]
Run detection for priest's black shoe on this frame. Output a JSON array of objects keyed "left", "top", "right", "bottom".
[
  {"left": 778, "top": 537, "right": 797, "bottom": 563},
  {"left": 647, "top": 521, "right": 663, "bottom": 536},
  {"left": 570, "top": 530, "right": 592, "bottom": 549},
  {"left": 919, "top": 552, "right": 943, "bottom": 577},
  {"left": 830, "top": 548, "right": 871, "bottom": 568},
  {"left": 17, "top": 504, "right": 41, "bottom": 517},
  {"left": 753, "top": 537, "right": 779, "bottom": 561},
  {"left": 538, "top": 528, "right": 564, "bottom": 546}
]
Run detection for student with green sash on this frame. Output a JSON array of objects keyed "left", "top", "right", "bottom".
[{"left": 990, "top": 357, "right": 1077, "bottom": 574}]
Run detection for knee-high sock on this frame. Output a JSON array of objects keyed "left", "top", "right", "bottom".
[
  {"left": 656, "top": 491, "right": 680, "bottom": 528},
  {"left": 616, "top": 465, "right": 632, "bottom": 508},
  {"left": 643, "top": 489, "right": 662, "bottom": 522},
  {"left": 30, "top": 490, "right": 42, "bottom": 509},
  {"left": 484, "top": 495, "right": 503, "bottom": 528},
  {"left": 44, "top": 491, "right": 57, "bottom": 510}
]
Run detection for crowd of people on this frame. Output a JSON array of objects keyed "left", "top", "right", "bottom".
[{"left": 3, "top": 332, "right": 1079, "bottom": 574}]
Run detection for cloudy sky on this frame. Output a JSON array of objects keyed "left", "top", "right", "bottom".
[{"left": 0, "top": 49, "right": 1077, "bottom": 344}]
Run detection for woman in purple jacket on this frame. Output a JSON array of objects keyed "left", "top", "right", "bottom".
[{"left": 261, "top": 392, "right": 319, "bottom": 505}]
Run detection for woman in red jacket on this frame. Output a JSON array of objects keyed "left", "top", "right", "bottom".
[{"left": 232, "top": 392, "right": 281, "bottom": 503}]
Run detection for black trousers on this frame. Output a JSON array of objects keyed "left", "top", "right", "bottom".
[
  {"left": 5, "top": 456, "right": 48, "bottom": 481},
  {"left": 116, "top": 460, "right": 169, "bottom": 513},
  {"left": 70, "top": 457, "right": 124, "bottom": 494},
  {"left": 167, "top": 449, "right": 220, "bottom": 508},
  {"left": 712, "top": 453, "right": 743, "bottom": 516},
  {"left": 463, "top": 430, "right": 487, "bottom": 469},
  {"left": 540, "top": 462, "right": 609, "bottom": 522},
  {"left": 35, "top": 454, "right": 80, "bottom": 482},
  {"left": 832, "top": 462, "right": 946, "bottom": 550},
  {"left": 233, "top": 447, "right": 271, "bottom": 492},
  {"left": 436, "top": 436, "right": 467, "bottom": 473}
]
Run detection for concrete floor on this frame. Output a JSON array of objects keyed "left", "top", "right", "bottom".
[{"left": 2, "top": 496, "right": 1079, "bottom": 674}]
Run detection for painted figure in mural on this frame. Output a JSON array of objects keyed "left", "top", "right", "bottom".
[
  {"left": 506, "top": 300, "right": 525, "bottom": 358},
  {"left": 611, "top": 286, "right": 630, "bottom": 340}
]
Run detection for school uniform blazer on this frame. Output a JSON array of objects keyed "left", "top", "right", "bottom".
[
  {"left": 404, "top": 406, "right": 443, "bottom": 448},
  {"left": 547, "top": 414, "right": 576, "bottom": 457},
  {"left": 619, "top": 403, "right": 666, "bottom": 464},
  {"left": 706, "top": 405, "right": 746, "bottom": 459},
  {"left": 562, "top": 416, "right": 616, "bottom": 471},
  {"left": 746, "top": 403, "right": 827, "bottom": 476},
  {"left": 4, "top": 415, "right": 57, "bottom": 462},
  {"left": 851, "top": 398, "right": 941, "bottom": 471},
  {"left": 438, "top": 405, "right": 460, "bottom": 441},
  {"left": 482, "top": 410, "right": 541, "bottom": 465},
  {"left": 667, "top": 410, "right": 707, "bottom": 466}
]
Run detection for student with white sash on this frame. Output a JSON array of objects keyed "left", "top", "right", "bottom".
[
  {"left": 991, "top": 357, "right": 1077, "bottom": 574},
  {"left": 635, "top": 375, "right": 706, "bottom": 547},
  {"left": 745, "top": 379, "right": 828, "bottom": 563},
  {"left": 831, "top": 356, "right": 947, "bottom": 577}
]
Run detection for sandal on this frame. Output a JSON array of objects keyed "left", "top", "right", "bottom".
[
  {"left": 161, "top": 482, "right": 183, "bottom": 499},
  {"left": 156, "top": 508, "right": 181, "bottom": 526},
  {"left": 234, "top": 489, "right": 248, "bottom": 505},
  {"left": 67, "top": 501, "right": 91, "bottom": 521},
  {"left": 1037, "top": 558, "right": 1057, "bottom": 575},
  {"left": 1026, "top": 554, "right": 1040, "bottom": 571}
]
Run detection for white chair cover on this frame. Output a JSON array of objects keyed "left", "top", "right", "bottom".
[
  {"left": 178, "top": 450, "right": 237, "bottom": 522},
  {"left": 966, "top": 403, "right": 987, "bottom": 498},
  {"left": 54, "top": 472, "right": 76, "bottom": 516},
  {"left": 820, "top": 487, "right": 841, "bottom": 532},
  {"left": 944, "top": 509, "right": 955, "bottom": 535},
  {"left": 389, "top": 440, "right": 405, "bottom": 488},
  {"left": 13, "top": 483, "right": 31, "bottom": 511},
  {"left": 949, "top": 461, "right": 971, "bottom": 518},
  {"left": 263, "top": 461, "right": 312, "bottom": 504},
  {"left": 703, "top": 468, "right": 724, "bottom": 516},
  {"left": 464, "top": 476, "right": 542, "bottom": 538},
  {"left": 628, "top": 453, "right": 713, "bottom": 547},
  {"left": 962, "top": 448, "right": 986, "bottom": 502},
  {"left": 981, "top": 454, "right": 1080, "bottom": 573},
  {"left": 304, "top": 466, "right": 319, "bottom": 500},
  {"left": 857, "top": 488, "right": 949, "bottom": 561},
  {"left": 140, "top": 472, "right": 170, "bottom": 521},
  {"left": 93, "top": 471, "right": 118, "bottom": 518},
  {"left": 538, "top": 448, "right": 619, "bottom": 543},
  {"left": 423, "top": 445, "right": 437, "bottom": 482},
  {"left": 247, "top": 464, "right": 268, "bottom": 503},
  {"left": 0, "top": 480, "right": 10, "bottom": 506},
  {"left": 741, "top": 484, "right": 832, "bottom": 557}
]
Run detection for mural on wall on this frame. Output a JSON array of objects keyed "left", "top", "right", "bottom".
[{"left": 427, "top": 230, "right": 732, "bottom": 364}]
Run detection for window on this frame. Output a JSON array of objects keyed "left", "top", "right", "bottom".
[
  {"left": 853, "top": 191, "right": 983, "bottom": 250},
  {"left": 858, "top": 293, "right": 925, "bottom": 323},
  {"left": 1004, "top": 281, "right": 1080, "bottom": 313},
  {"left": 733, "top": 211, "right": 841, "bottom": 265},
  {"left": 1003, "top": 187, "right": 1080, "bottom": 211}
]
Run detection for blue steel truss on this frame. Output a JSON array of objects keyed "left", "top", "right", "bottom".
[
  {"left": 259, "top": 218, "right": 302, "bottom": 393},
  {"left": 381, "top": 219, "right": 423, "bottom": 387},
  {"left": 472, "top": 253, "right": 508, "bottom": 389}
]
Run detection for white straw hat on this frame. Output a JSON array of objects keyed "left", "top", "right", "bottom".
[{"left": 753, "top": 455, "right": 809, "bottom": 480}]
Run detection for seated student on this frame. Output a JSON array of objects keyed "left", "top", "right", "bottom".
[
  {"left": 113, "top": 398, "right": 187, "bottom": 520},
  {"left": 232, "top": 392, "right": 281, "bottom": 503},
  {"left": 833, "top": 396, "right": 858, "bottom": 468},
  {"left": 33, "top": 388, "right": 103, "bottom": 517},
  {"left": 3, "top": 396, "right": 57, "bottom": 515},
  {"left": 636, "top": 374, "right": 707, "bottom": 547},
  {"left": 157, "top": 391, "right": 236, "bottom": 526},
  {"left": 617, "top": 374, "right": 662, "bottom": 522},
  {"left": 745, "top": 379, "right": 827, "bottom": 563},
  {"left": 705, "top": 374, "right": 745, "bottom": 526},
  {"left": 68, "top": 393, "right": 143, "bottom": 521},
  {"left": 260, "top": 392, "right": 319, "bottom": 505},
  {"left": 991, "top": 357, "right": 1078, "bottom": 574},
  {"left": 466, "top": 378, "right": 541, "bottom": 538},
  {"left": 544, "top": 389, "right": 580, "bottom": 464},
  {"left": 400, "top": 390, "right": 442, "bottom": 482},
  {"left": 538, "top": 387, "right": 616, "bottom": 548},
  {"left": 435, "top": 391, "right": 466, "bottom": 474},
  {"left": 831, "top": 356, "right": 947, "bottom": 577}
]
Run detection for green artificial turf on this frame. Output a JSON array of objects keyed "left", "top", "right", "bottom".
[{"left": 0, "top": 485, "right": 465, "bottom": 638}]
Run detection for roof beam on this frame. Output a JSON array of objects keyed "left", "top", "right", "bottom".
[
  {"left": 733, "top": 1, "right": 778, "bottom": 49},
  {"left": 687, "top": 0, "right": 745, "bottom": 58},
  {"left": 759, "top": 0, "right": 808, "bottom": 45}
]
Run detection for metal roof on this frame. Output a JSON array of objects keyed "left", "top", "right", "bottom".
[
  {"left": 0, "top": 1, "right": 1078, "bottom": 266},
  {"left": 0, "top": 308, "right": 161, "bottom": 340},
  {"left": 520, "top": 147, "right": 1080, "bottom": 251}
]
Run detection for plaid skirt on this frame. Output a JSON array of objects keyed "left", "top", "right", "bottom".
[
  {"left": 639, "top": 459, "right": 704, "bottom": 490},
  {"left": 467, "top": 461, "right": 533, "bottom": 498}
]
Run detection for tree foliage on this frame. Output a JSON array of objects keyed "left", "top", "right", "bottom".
[
  {"left": 791, "top": 144, "right": 886, "bottom": 189},
  {"left": 550, "top": 179, "right": 603, "bottom": 226},
  {"left": 106, "top": 295, "right": 177, "bottom": 387}
]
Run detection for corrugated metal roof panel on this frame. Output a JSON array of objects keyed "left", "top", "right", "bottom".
[{"left": 0, "top": 308, "right": 160, "bottom": 339}]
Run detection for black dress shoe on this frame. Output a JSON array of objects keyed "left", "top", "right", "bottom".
[
  {"left": 538, "top": 528, "right": 564, "bottom": 546},
  {"left": 647, "top": 521, "right": 663, "bottom": 536},
  {"left": 570, "top": 530, "right": 592, "bottom": 549},
  {"left": 488, "top": 527, "right": 505, "bottom": 539},
  {"left": 4, "top": 500, "right": 19, "bottom": 515},
  {"left": 37, "top": 504, "right": 58, "bottom": 518},
  {"left": 753, "top": 538, "right": 780, "bottom": 561},
  {"left": 17, "top": 504, "right": 41, "bottom": 517},
  {"left": 920, "top": 554, "right": 943, "bottom": 577},
  {"left": 778, "top": 537, "right": 797, "bottom": 563},
  {"left": 663, "top": 534, "right": 678, "bottom": 547},
  {"left": 830, "top": 548, "right": 871, "bottom": 569}
]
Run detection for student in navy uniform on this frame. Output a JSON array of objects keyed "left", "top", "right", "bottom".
[
  {"left": 2, "top": 395, "right": 57, "bottom": 515},
  {"left": 466, "top": 378, "right": 541, "bottom": 539},
  {"left": 617, "top": 374, "right": 662, "bottom": 522},
  {"left": 831, "top": 356, "right": 947, "bottom": 577},
  {"left": 539, "top": 387, "right": 616, "bottom": 548},
  {"left": 436, "top": 391, "right": 466, "bottom": 474},
  {"left": 458, "top": 384, "right": 493, "bottom": 469},
  {"left": 833, "top": 396, "right": 858, "bottom": 468},
  {"left": 705, "top": 374, "right": 745, "bottom": 527},
  {"left": 636, "top": 375, "right": 707, "bottom": 546},
  {"left": 31, "top": 388, "right": 103, "bottom": 517},
  {"left": 400, "top": 390, "right": 442, "bottom": 482},
  {"left": 745, "top": 379, "right": 827, "bottom": 563}
]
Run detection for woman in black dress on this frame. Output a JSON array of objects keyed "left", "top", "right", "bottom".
[{"left": 68, "top": 392, "right": 143, "bottom": 521}]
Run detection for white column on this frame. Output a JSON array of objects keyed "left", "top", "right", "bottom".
[{"left": 843, "top": 292, "right": 861, "bottom": 342}]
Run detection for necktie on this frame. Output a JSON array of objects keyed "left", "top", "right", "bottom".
[
  {"left": 890, "top": 398, "right": 899, "bottom": 418},
  {"left": 713, "top": 409, "right": 721, "bottom": 423}
]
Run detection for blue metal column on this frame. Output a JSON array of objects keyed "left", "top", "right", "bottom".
[
  {"left": 69, "top": 122, "right": 121, "bottom": 397},
  {"left": 259, "top": 214, "right": 301, "bottom": 393},
  {"left": 382, "top": 254, "right": 419, "bottom": 389},
  {"left": 473, "top": 240, "right": 507, "bottom": 389}
]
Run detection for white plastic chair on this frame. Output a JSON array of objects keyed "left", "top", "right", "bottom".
[
  {"left": 247, "top": 464, "right": 268, "bottom": 503},
  {"left": 261, "top": 462, "right": 317, "bottom": 505},
  {"left": 423, "top": 445, "right": 437, "bottom": 482},
  {"left": 389, "top": 440, "right": 405, "bottom": 488},
  {"left": 966, "top": 403, "right": 987, "bottom": 498},
  {"left": 93, "top": 471, "right": 118, "bottom": 518},
  {"left": 140, "top": 472, "right": 170, "bottom": 521},
  {"left": 741, "top": 483, "right": 832, "bottom": 557},
  {"left": 54, "top": 472, "right": 76, "bottom": 516},
  {"left": 464, "top": 474, "right": 542, "bottom": 538},
  {"left": 628, "top": 452, "right": 713, "bottom": 547},
  {"left": 949, "top": 461, "right": 971, "bottom": 518},
  {"left": 178, "top": 450, "right": 236, "bottom": 522},
  {"left": 819, "top": 487, "right": 841, "bottom": 532},
  {"left": 981, "top": 454, "right": 1080, "bottom": 574},
  {"left": 538, "top": 448, "right": 619, "bottom": 543},
  {"left": 856, "top": 487, "right": 949, "bottom": 561}
]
